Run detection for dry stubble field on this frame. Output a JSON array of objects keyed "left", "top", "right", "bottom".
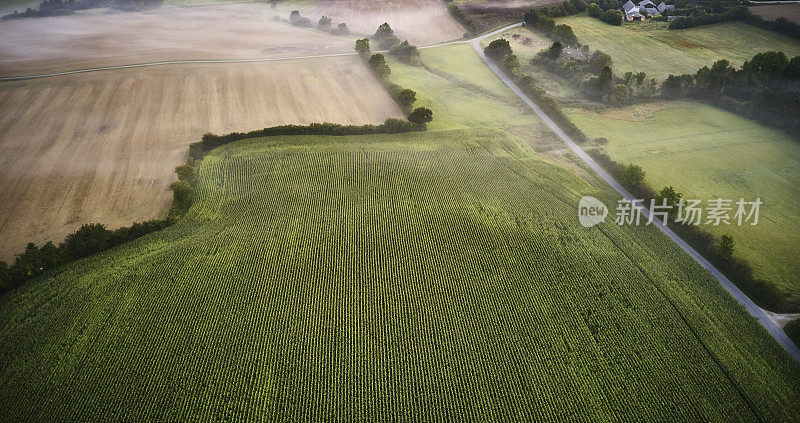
[
  {"left": 0, "top": 3, "right": 356, "bottom": 77},
  {"left": 304, "top": 0, "right": 466, "bottom": 45},
  {"left": 0, "top": 58, "right": 403, "bottom": 260}
]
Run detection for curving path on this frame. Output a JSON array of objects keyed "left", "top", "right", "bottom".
[{"left": 469, "top": 27, "right": 800, "bottom": 362}]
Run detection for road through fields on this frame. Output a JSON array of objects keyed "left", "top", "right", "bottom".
[{"left": 469, "top": 27, "right": 800, "bottom": 362}]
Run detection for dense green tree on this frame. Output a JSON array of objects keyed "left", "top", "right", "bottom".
[
  {"left": 395, "top": 88, "right": 417, "bottom": 110},
  {"left": 355, "top": 38, "right": 371, "bottom": 58},
  {"left": 587, "top": 2, "right": 602, "bottom": 17},
  {"left": 334, "top": 22, "right": 349, "bottom": 35},
  {"left": 622, "top": 163, "right": 645, "bottom": 186},
  {"left": 656, "top": 186, "right": 682, "bottom": 210},
  {"left": 601, "top": 9, "right": 623, "bottom": 25},
  {"left": 484, "top": 38, "right": 512, "bottom": 62},
  {"left": 374, "top": 22, "right": 395, "bottom": 40},
  {"left": 408, "top": 107, "right": 433, "bottom": 124},
  {"left": 61, "top": 224, "right": 113, "bottom": 261},
  {"left": 589, "top": 51, "right": 613, "bottom": 73},
  {"left": 547, "top": 41, "right": 563, "bottom": 60},
  {"left": 175, "top": 164, "right": 195, "bottom": 182},
  {"left": 388, "top": 40, "right": 420, "bottom": 64},
  {"left": 368, "top": 54, "right": 391, "bottom": 78}
]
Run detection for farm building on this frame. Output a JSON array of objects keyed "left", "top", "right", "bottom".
[{"left": 623, "top": 0, "right": 674, "bottom": 21}]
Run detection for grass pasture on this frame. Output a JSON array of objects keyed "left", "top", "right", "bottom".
[
  {"left": 0, "top": 128, "right": 798, "bottom": 419},
  {"left": 555, "top": 16, "right": 800, "bottom": 80},
  {"left": 567, "top": 101, "right": 800, "bottom": 303},
  {"left": 0, "top": 58, "right": 402, "bottom": 261}
]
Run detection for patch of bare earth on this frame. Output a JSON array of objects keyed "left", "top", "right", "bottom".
[{"left": 0, "top": 59, "right": 403, "bottom": 260}]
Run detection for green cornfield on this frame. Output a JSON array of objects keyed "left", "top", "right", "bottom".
[{"left": 0, "top": 129, "right": 798, "bottom": 420}]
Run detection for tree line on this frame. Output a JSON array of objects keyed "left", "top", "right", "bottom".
[
  {"left": 587, "top": 148, "right": 796, "bottom": 312},
  {"left": 662, "top": 51, "right": 800, "bottom": 136},
  {"left": 484, "top": 38, "right": 588, "bottom": 142},
  {"left": 444, "top": 1, "right": 478, "bottom": 37},
  {"left": 669, "top": 4, "right": 800, "bottom": 41},
  {"left": 289, "top": 10, "right": 349, "bottom": 35},
  {"left": 0, "top": 163, "right": 195, "bottom": 293},
  {"left": 355, "top": 28, "right": 434, "bottom": 124}
]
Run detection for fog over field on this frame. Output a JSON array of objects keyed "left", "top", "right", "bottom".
[{"left": 0, "top": 3, "right": 354, "bottom": 76}]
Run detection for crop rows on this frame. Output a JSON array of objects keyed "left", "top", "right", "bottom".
[{"left": 0, "top": 129, "right": 798, "bottom": 421}]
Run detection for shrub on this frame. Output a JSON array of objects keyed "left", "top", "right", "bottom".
[
  {"left": 448, "top": 3, "right": 477, "bottom": 35},
  {"left": 170, "top": 180, "right": 194, "bottom": 215}
]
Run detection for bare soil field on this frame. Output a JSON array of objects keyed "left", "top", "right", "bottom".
[
  {"left": 0, "top": 3, "right": 356, "bottom": 76},
  {"left": 749, "top": 4, "right": 800, "bottom": 24},
  {"left": 0, "top": 58, "right": 403, "bottom": 260},
  {"left": 459, "top": 0, "right": 561, "bottom": 33},
  {"left": 303, "top": 0, "right": 466, "bottom": 45}
]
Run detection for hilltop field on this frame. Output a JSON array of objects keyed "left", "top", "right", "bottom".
[
  {"left": 2, "top": 124, "right": 799, "bottom": 421},
  {"left": 1, "top": 2, "right": 800, "bottom": 420}
]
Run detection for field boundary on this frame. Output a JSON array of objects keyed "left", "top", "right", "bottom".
[
  {"left": 0, "top": 25, "right": 519, "bottom": 82},
  {"left": 469, "top": 31, "right": 800, "bottom": 362}
]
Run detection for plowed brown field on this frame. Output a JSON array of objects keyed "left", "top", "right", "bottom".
[{"left": 0, "top": 58, "right": 403, "bottom": 260}]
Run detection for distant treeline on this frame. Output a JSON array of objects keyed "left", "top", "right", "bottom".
[
  {"left": 2, "top": 0, "right": 162, "bottom": 19},
  {"left": 444, "top": 1, "right": 478, "bottom": 36},
  {"left": 0, "top": 220, "right": 172, "bottom": 292},
  {"left": 670, "top": 5, "right": 800, "bottom": 41},
  {"left": 662, "top": 50, "right": 800, "bottom": 136},
  {"left": 0, "top": 163, "right": 196, "bottom": 293},
  {"left": 588, "top": 148, "right": 797, "bottom": 313},
  {"left": 191, "top": 121, "right": 426, "bottom": 160},
  {"left": 1, "top": 117, "right": 428, "bottom": 294}
]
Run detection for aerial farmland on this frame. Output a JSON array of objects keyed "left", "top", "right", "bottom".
[{"left": 0, "top": 0, "right": 799, "bottom": 420}]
